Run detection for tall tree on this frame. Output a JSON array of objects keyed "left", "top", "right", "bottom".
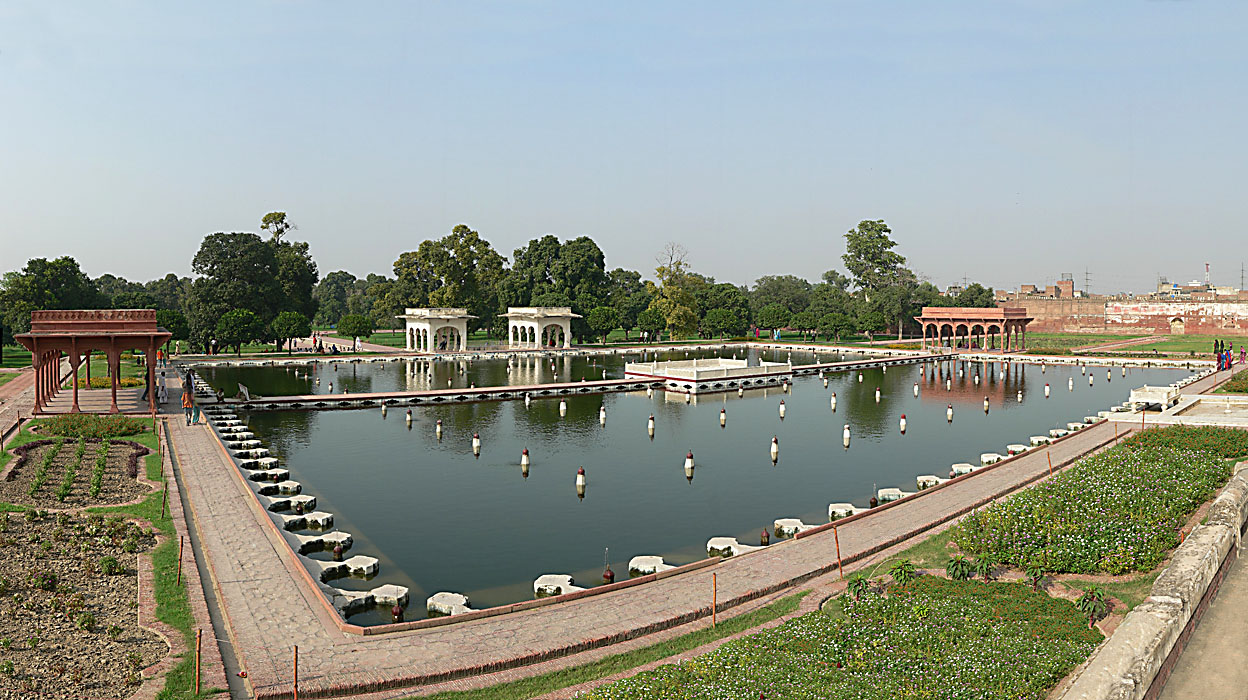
[
  {"left": 312, "top": 270, "right": 358, "bottom": 327},
  {"left": 956, "top": 283, "right": 996, "bottom": 308},
  {"left": 271, "top": 238, "right": 319, "bottom": 321},
  {"left": 751, "top": 275, "right": 812, "bottom": 316},
  {"left": 144, "top": 273, "right": 192, "bottom": 311},
  {"left": 649, "top": 243, "right": 699, "bottom": 337},
  {"left": 0, "top": 257, "right": 108, "bottom": 336},
  {"left": 756, "top": 303, "right": 791, "bottom": 331},
  {"left": 843, "top": 220, "right": 907, "bottom": 291},
  {"left": 390, "top": 225, "right": 506, "bottom": 331},
  {"left": 270, "top": 310, "right": 311, "bottom": 352},
  {"left": 260, "top": 211, "right": 294, "bottom": 242},
  {"left": 187, "top": 233, "right": 283, "bottom": 351}
]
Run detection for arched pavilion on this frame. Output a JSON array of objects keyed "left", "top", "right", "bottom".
[
  {"left": 396, "top": 308, "right": 475, "bottom": 353},
  {"left": 14, "top": 309, "right": 171, "bottom": 415},
  {"left": 503, "top": 307, "right": 580, "bottom": 349},
  {"left": 914, "top": 307, "right": 1033, "bottom": 352}
]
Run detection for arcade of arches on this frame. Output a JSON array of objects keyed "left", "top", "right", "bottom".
[{"left": 915, "top": 307, "right": 1033, "bottom": 352}]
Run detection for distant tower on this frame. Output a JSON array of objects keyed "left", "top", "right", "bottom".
[{"left": 1206, "top": 262, "right": 1211, "bottom": 287}]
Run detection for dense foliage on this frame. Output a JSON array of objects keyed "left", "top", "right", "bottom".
[
  {"left": 952, "top": 433, "right": 1236, "bottom": 574},
  {"left": 41, "top": 413, "right": 148, "bottom": 439},
  {"left": 586, "top": 577, "right": 1100, "bottom": 700}
]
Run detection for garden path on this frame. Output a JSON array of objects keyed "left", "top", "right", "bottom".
[
  {"left": 1158, "top": 552, "right": 1248, "bottom": 700},
  {"left": 164, "top": 368, "right": 1240, "bottom": 699}
]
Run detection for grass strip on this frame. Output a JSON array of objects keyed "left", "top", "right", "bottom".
[
  {"left": 419, "top": 591, "right": 808, "bottom": 700},
  {"left": 27, "top": 437, "right": 64, "bottom": 496},
  {"left": 89, "top": 440, "right": 110, "bottom": 498},
  {"left": 56, "top": 437, "right": 86, "bottom": 501}
]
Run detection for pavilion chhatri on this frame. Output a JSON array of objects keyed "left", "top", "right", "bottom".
[
  {"left": 14, "top": 309, "right": 171, "bottom": 415},
  {"left": 915, "top": 307, "right": 1033, "bottom": 352}
]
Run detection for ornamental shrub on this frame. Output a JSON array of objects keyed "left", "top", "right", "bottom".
[{"left": 42, "top": 414, "right": 146, "bottom": 439}]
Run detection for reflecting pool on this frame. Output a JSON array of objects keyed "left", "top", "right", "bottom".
[{"left": 236, "top": 358, "right": 1189, "bottom": 624}]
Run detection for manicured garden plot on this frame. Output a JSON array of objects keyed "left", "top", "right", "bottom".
[
  {"left": 1214, "top": 369, "right": 1248, "bottom": 394},
  {"left": 39, "top": 414, "right": 148, "bottom": 440},
  {"left": 1, "top": 439, "right": 151, "bottom": 509},
  {"left": 584, "top": 576, "right": 1100, "bottom": 700},
  {"left": 951, "top": 430, "right": 1239, "bottom": 575},
  {"left": 0, "top": 510, "right": 165, "bottom": 698},
  {"left": 1119, "top": 424, "right": 1248, "bottom": 458}
]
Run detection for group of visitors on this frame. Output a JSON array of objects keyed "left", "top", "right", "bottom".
[{"left": 1214, "top": 339, "right": 1241, "bottom": 371}]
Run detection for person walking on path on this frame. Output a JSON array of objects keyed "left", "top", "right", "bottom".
[{"left": 181, "top": 390, "right": 194, "bottom": 425}]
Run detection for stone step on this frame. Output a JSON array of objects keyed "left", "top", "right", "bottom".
[
  {"left": 533, "top": 574, "right": 586, "bottom": 598},
  {"left": 248, "top": 468, "right": 290, "bottom": 483},
  {"left": 257, "top": 480, "right": 302, "bottom": 497},
  {"left": 427, "top": 591, "right": 472, "bottom": 616},
  {"left": 276, "top": 511, "right": 334, "bottom": 531},
  {"left": 627, "top": 555, "right": 675, "bottom": 576},
  {"left": 290, "top": 530, "right": 352, "bottom": 555}
]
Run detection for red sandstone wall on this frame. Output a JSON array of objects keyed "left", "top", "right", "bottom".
[{"left": 999, "top": 298, "right": 1248, "bottom": 336}]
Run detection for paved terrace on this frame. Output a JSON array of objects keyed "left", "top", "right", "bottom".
[
  {"left": 194, "top": 352, "right": 953, "bottom": 411},
  {"left": 167, "top": 365, "right": 1230, "bottom": 699}
]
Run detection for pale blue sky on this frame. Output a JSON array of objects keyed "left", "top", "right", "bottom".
[{"left": 2, "top": 1, "right": 1244, "bottom": 293}]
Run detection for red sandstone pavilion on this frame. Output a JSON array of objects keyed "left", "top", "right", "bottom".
[
  {"left": 14, "top": 309, "right": 172, "bottom": 415},
  {"left": 915, "top": 306, "right": 1033, "bottom": 352}
]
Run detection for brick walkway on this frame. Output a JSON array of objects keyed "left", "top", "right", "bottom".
[{"left": 166, "top": 368, "right": 1231, "bottom": 699}]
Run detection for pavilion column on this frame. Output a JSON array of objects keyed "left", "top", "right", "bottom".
[
  {"left": 108, "top": 344, "right": 120, "bottom": 414},
  {"left": 70, "top": 340, "right": 81, "bottom": 414},
  {"left": 147, "top": 338, "right": 157, "bottom": 414}
]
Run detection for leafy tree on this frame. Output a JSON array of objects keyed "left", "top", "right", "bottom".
[
  {"left": 586, "top": 306, "right": 619, "bottom": 343},
  {"left": 843, "top": 220, "right": 907, "bottom": 291},
  {"left": 503, "top": 234, "right": 564, "bottom": 305},
  {"left": 695, "top": 282, "right": 751, "bottom": 335},
  {"left": 155, "top": 309, "right": 189, "bottom": 343},
  {"left": 111, "top": 290, "right": 157, "bottom": 310},
  {"left": 260, "top": 211, "right": 294, "bottom": 241},
  {"left": 187, "top": 232, "right": 282, "bottom": 350},
  {"left": 94, "top": 274, "right": 145, "bottom": 301},
  {"left": 702, "top": 308, "right": 745, "bottom": 339},
  {"left": 856, "top": 310, "right": 887, "bottom": 341},
  {"left": 790, "top": 311, "right": 817, "bottom": 340},
  {"left": 755, "top": 303, "right": 790, "bottom": 331},
  {"left": 818, "top": 313, "right": 855, "bottom": 342},
  {"left": 144, "top": 274, "right": 191, "bottom": 311},
  {"left": 956, "top": 282, "right": 996, "bottom": 308},
  {"left": 637, "top": 308, "right": 666, "bottom": 341},
  {"left": 271, "top": 238, "right": 319, "bottom": 321},
  {"left": 615, "top": 290, "right": 651, "bottom": 340},
  {"left": 215, "top": 309, "right": 263, "bottom": 355},
  {"left": 313, "top": 270, "right": 357, "bottom": 327},
  {"left": 0, "top": 257, "right": 108, "bottom": 338},
  {"left": 270, "top": 311, "right": 311, "bottom": 352},
  {"left": 821, "top": 269, "right": 852, "bottom": 291},
  {"left": 806, "top": 282, "right": 853, "bottom": 321},
  {"left": 605, "top": 268, "right": 648, "bottom": 340},
  {"left": 390, "top": 224, "right": 506, "bottom": 331},
  {"left": 751, "top": 275, "right": 812, "bottom": 316},
  {"left": 337, "top": 313, "right": 374, "bottom": 341},
  {"left": 649, "top": 243, "right": 699, "bottom": 337}
]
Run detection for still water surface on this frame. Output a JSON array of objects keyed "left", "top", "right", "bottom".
[{"left": 235, "top": 356, "right": 1187, "bottom": 624}]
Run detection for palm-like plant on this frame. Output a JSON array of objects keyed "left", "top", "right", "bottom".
[
  {"left": 846, "top": 573, "right": 870, "bottom": 601},
  {"left": 1076, "top": 585, "right": 1109, "bottom": 628},
  {"left": 889, "top": 559, "right": 917, "bottom": 586},
  {"left": 974, "top": 556, "right": 997, "bottom": 582},
  {"left": 1025, "top": 561, "right": 1046, "bottom": 591},
  {"left": 945, "top": 555, "right": 973, "bottom": 581}
]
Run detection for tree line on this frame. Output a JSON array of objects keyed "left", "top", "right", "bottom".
[{"left": 0, "top": 216, "right": 994, "bottom": 355}]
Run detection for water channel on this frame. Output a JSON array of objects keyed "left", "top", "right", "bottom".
[{"left": 221, "top": 353, "right": 1190, "bottom": 625}]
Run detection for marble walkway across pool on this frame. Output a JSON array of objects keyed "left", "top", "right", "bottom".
[{"left": 169, "top": 368, "right": 1234, "bottom": 699}]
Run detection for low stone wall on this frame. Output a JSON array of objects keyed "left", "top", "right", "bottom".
[{"left": 1059, "top": 464, "right": 1248, "bottom": 700}]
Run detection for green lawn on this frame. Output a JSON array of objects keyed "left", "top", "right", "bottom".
[
  {"left": 0, "top": 419, "right": 221, "bottom": 698},
  {"left": 2, "top": 345, "right": 32, "bottom": 368},
  {"left": 71, "top": 356, "right": 149, "bottom": 381},
  {"left": 1126, "top": 336, "right": 1244, "bottom": 355},
  {"left": 1026, "top": 332, "right": 1145, "bottom": 350},
  {"left": 0, "top": 372, "right": 19, "bottom": 389},
  {"left": 416, "top": 591, "right": 807, "bottom": 700}
]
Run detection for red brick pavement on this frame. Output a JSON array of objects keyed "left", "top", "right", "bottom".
[{"left": 165, "top": 368, "right": 1231, "bottom": 699}]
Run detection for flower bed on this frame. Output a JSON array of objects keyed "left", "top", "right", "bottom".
[
  {"left": 72, "top": 377, "right": 143, "bottom": 389},
  {"left": 951, "top": 432, "right": 1237, "bottom": 575},
  {"left": 0, "top": 510, "right": 164, "bottom": 698},
  {"left": 1119, "top": 424, "right": 1248, "bottom": 459},
  {"left": 39, "top": 414, "right": 148, "bottom": 440},
  {"left": 584, "top": 577, "right": 1099, "bottom": 700},
  {"left": 2, "top": 439, "right": 152, "bottom": 508}
]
